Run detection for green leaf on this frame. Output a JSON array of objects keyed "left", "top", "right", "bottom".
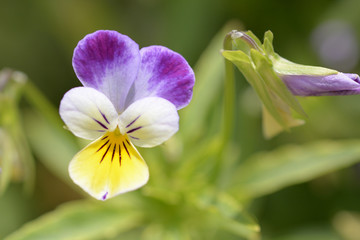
[
  {"left": 23, "top": 110, "right": 79, "bottom": 186},
  {"left": 216, "top": 195, "right": 260, "bottom": 240},
  {"left": 175, "top": 136, "right": 223, "bottom": 188},
  {"left": 193, "top": 189, "right": 260, "bottom": 239},
  {"left": 5, "top": 199, "right": 144, "bottom": 240},
  {"left": 220, "top": 216, "right": 260, "bottom": 240},
  {"left": 228, "top": 140, "right": 360, "bottom": 200}
]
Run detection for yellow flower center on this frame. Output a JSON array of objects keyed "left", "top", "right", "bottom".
[{"left": 97, "top": 127, "right": 133, "bottom": 165}]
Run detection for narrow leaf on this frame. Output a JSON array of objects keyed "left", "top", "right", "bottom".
[
  {"left": 5, "top": 199, "right": 144, "bottom": 240},
  {"left": 228, "top": 140, "right": 360, "bottom": 200}
]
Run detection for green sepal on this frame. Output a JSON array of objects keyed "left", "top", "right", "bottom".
[
  {"left": 249, "top": 49, "right": 306, "bottom": 118},
  {"left": 263, "top": 31, "right": 275, "bottom": 56},
  {"left": 262, "top": 31, "right": 338, "bottom": 76},
  {"left": 272, "top": 56, "right": 338, "bottom": 76},
  {"left": 244, "top": 30, "right": 263, "bottom": 48},
  {"left": 222, "top": 50, "right": 288, "bottom": 129}
]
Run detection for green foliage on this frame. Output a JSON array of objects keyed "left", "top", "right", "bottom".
[
  {"left": 2, "top": 12, "right": 360, "bottom": 240},
  {"left": 228, "top": 140, "right": 360, "bottom": 200},
  {"left": 0, "top": 70, "right": 35, "bottom": 194},
  {"left": 5, "top": 198, "right": 144, "bottom": 240}
]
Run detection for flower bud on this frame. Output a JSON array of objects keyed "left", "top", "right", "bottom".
[{"left": 223, "top": 30, "right": 360, "bottom": 138}]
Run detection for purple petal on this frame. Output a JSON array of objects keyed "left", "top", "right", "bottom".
[
  {"left": 281, "top": 72, "right": 360, "bottom": 96},
  {"left": 73, "top": 30, "right": 141, "bottom": 112},
  {"left": 127, "top": 46, "right": 195, "bottom": 110}
]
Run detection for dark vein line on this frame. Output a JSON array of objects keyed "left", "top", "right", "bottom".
[
  {"left": 130, "top": 136, "right": 139, "bottom": 140},
  {"left": 100, "top": 143, "right": 112, "bottom": 163},
  {"left": 127, "top": 126, "right": 142, "bottom": 134},
  {"left": 126, "top": 115, "right": 141, "bottom": 128},
  {"left": 118, "top": 144, "right": 122, "bottom": 166},
  {"left": 126, "top": 139, "right": 131, "bottom": 145},
  {"left": 94, "top": 118, "right": 108, "bottom": 130},
  {"left": 123, "top": 142, "right": 131, "bottom": 159},
  {"left": 97, "top": 139, "right": 109, "bottom": 152},
  {"left": 101, "top": 135, "right": 108, "bottom": 140},
  {"left": 100, "top": 111, "right": 110, "bottom": 124},
  {"left": 111, "top": 144, "right": 116, "bottom": 162}
]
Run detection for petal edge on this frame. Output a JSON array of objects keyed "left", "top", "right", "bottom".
[
  {"left": 73, "top": 30, "right": 141, "bottom": 112},
  {"left": 128, "top": 46, "right": 195, "bottom": 110},
  {"left": 59, "top": 87, "right": 118, "bottom": 140},
  {"left": 119, "top": 97, "right": 179, "bottom": 148}
]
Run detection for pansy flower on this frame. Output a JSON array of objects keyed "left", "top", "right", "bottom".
[{"left": 59, "top": 30, "right": 195, "bottom": 200}]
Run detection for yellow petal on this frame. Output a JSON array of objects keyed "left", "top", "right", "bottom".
[{"left": 69, "top": 129, "right": 149, "bottom": 200}]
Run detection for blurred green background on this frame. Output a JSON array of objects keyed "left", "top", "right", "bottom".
[{"left": 2, "top": 0, "right": 360, "bottom": 239}]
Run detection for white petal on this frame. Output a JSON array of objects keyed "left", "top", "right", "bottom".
[
  {"left": 119, "top": 97, "right": 179, "bottom": 148},
  {"left": 59, "top": 87, "right": 118, "bottom": 140}
]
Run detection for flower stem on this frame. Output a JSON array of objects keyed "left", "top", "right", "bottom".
[
  {"left": 212, "top": 32, "right": 237, "bottom": 189},
  {"left": 222, "top": 32, "right": 236, "bottom": 147}
]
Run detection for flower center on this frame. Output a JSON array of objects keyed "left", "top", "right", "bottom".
[{"left": 96, "top": 127, "right": 133, "bottom": 165}]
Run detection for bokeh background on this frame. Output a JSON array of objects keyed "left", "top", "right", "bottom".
[{"left": 2, "top": 0, "right": 360, "bottom": 239}]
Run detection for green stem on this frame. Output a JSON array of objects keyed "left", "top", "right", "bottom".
[
  {"left": 212, "top": 32, "right": 237, "bottom": 189},
  {"left": 222, "top": 32, "right": 236, "bottom": 144}
]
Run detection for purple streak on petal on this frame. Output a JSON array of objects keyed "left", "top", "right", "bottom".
[
  {"left": 102, "top": 192, "right": 108, "bottom": 201},
  {"left": 97, "top": 139, "right": 110, "bottom": 152},
  {"left": 100, "top": 143, "right": 112, "bottom": 163},
  {"left": 125, "top": 115, "right": 141, "bottom": 128},
  {"left": 281, "top": 72, "right": 360, "bottom": 96},
  {"left": 128, "top": 46, "right": 195, "bottom": 110},
  {"left": 127, "top": 126, "right": 142, "bottom": 134},
  {"left": 93, "top": 118, "right": 108, "bottom": 130},
  {"left": 123, "top": 142, "right": 131, "bottom": 158},
  {"left": 73, "top": 30, "right": 141, "bottom": 112},
  {"left": 100, "top": 111, "right": 110, "bottom": 124}
]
